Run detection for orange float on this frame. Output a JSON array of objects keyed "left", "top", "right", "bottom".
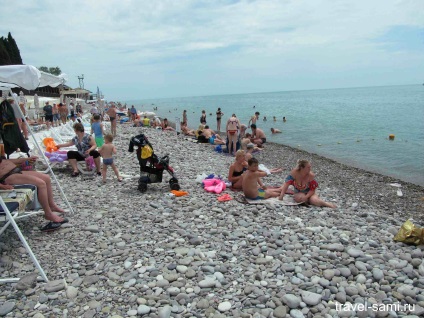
[{"left": 43, "top": 137, "right": 58, "bottom": 152}]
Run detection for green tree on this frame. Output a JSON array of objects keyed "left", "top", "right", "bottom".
[
  {"left": 7, "top": 32, "right": 22, "bottom": 64},
  {"left": 48, "top": 67, "right": 61, "bottom": 75},
  {"left": 1, "top": 36, "right": 15, "bottom": 64},
  {"left": 38, "top": 66, "right": 62, "bottom": 75},
  {"left": 0, "top": 39, "right": 11, "bottom": 65}
]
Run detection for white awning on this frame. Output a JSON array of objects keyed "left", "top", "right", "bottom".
[{"left": 0, "top": 65, "right": 66, "bottom": 90}]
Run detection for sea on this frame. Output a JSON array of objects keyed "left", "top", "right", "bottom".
[{"left": 126, "top": 85, "right": 424, "bottom": 187}]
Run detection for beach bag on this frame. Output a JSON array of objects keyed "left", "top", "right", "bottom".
[
  {"left": 0, "top": 100, "right": 30, "bottom": 156},
  {"left": 85, "top": 156, "right": 96, "bottom": 170},
  {"left": 197, "top": 135, "right": 209, "bottom": 143}
]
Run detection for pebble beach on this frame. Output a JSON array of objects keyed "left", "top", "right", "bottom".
[{"left": 0, "top": 123, "right": 423, "bottom": 318}]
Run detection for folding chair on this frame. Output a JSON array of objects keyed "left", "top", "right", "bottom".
[{"left": 0, "top": 185, "right": 48, "bottom": 283}]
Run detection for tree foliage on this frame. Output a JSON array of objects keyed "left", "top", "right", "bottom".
[
  {"left": 7, "top": 32, "right": 22, "bottom": 64},
  {"left": 0, "top": 39, "right": 11, "bottom": 65},
  {"left": 0, "top": 33, "right": 23, "bottom": 65},
  {"left": 38, "top": 66, "right": 62, "bottom": 75},
  {"left": 0, "top": 33, "right": 64, "bottom": 76}
]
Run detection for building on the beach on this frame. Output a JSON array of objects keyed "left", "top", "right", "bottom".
[
  {"left": 10, "top": 85, "right": 63, "bottom": 98},
  {"left": 60, "top": 87, "right": 91, "bottom": 101},
  {"left": 10, "top": 85, "right": 92, "bottom": 103}
]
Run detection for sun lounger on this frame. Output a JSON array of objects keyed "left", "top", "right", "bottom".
[{"left": 0, "top": 184, "right": 48, "bottom": 283}]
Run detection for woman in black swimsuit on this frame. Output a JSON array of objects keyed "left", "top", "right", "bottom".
[{"left": 228, "top": 150, "right": 247, "bottom": 189}]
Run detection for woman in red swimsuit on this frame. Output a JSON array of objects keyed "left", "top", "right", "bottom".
[{"left": 279, "top": 159, "right": 337, "bottom": 208}]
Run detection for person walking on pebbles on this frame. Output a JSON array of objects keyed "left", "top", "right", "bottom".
[
  {"left": 279, "top": 159, "right": 337, "bottom": 208},
  {"left": 91, "top": 114, "right": 105, "bottom": 147},
  {"left": 98, "top": 134, "right": 122, "bottom": 183}
]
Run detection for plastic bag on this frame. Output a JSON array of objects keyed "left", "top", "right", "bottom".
[
  {"left": 393, "top": 220, "right": 424, "bottom": 246},
  {"left": 85, "top": 156, "right": 96, "bottom": 171},
  {"left": 195, "top": 173, "right": 208, "bottom": 183}
]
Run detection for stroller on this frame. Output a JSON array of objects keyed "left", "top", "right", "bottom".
[{"left": 129, "top": 133, "right": 180, "bottom": 193}]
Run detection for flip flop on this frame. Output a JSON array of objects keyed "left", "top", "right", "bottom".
[
  {"left": 71, "top": 172, "right": 80, "bottom": 177},
  {"left": 40, "top": 218, "right": 69, "bottom": 232},
  {"left": 217, "top": 194, "right": 232, "bottom": 202}
]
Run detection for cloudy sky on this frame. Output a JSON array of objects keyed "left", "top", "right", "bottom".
[{"left": 1, "top": 0, "right": 423, "bottom": 100}]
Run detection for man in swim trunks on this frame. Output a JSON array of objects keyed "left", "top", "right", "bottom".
[
  {"left": 106, "top": 104, "right": 118, "bottom": 137},
  {"left": 242, "top": 157, "right": 281, "bottom": 200},
  {"left": 250, "top": 124, "right": 267, "bottom": 147},
  {"left": 202, "top": 125, "right": 225, "bottom": 145}
]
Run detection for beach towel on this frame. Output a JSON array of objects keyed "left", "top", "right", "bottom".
[{"left": 245, "top": 196, "right": 304, "bottom": 206}]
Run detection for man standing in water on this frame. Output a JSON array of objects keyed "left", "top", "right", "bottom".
[{"left": 248, "top": 111, "right": 260, "bottom": 128}]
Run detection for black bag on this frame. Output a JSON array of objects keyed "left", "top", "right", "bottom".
[
  {"left": 197, "top": 135, "right": 209, "bottom": 143},
  {"left": 0, "top": 100, "right": 30, "bottom": 157}
]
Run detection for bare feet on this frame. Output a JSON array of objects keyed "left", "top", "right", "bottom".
[
  {"left": 50, "top": 205, "right": 66, "bottom": 213},
  {"left": 325, "top": 202, "right": 337, "bottom": 208},
  {"left": 45, "top": 213, "right": 64, "bottom": 223}
]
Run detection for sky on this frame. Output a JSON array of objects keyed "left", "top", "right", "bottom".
[{"left": 1, "top": 0, "right": 423, "bottom": 100}]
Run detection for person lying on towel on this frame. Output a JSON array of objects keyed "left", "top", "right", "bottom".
[{"left": 242, "top": 157, "right": 281, "bottom": 200}]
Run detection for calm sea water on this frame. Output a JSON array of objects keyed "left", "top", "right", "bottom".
[{"left": 126, "top": 85, "right": 424, "bottom": 186}]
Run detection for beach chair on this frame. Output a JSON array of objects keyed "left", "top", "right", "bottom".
[{"left": 0, "top": 185, "right": 48, "bottom": 283}]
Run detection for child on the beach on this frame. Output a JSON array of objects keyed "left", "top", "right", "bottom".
[
  {"left": 91, "top": 114, "right": 105, "bottom": 147},
  {"left": 242, "top": 157, "right": 281, "bottom": 200},
  {"left": 98, "top": 134, "right": 122, "bottom": 183}
]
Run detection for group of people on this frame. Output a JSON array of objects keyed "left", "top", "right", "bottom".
[
  {"left": 180, "top": 109, "right": 268, "bottom": 156},
  {"left": 181, "top": 107, "right": 335, "bottom": 208},
  {"left": 0, "top": 95, "right": 127, "bottom": 231},
  {"left": 228, "top": 152, "right": 337, "bottom": 208}
]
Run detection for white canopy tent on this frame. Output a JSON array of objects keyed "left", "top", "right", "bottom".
[
  {"left": 0, "top": 65, "right": 66, "bottom": 90},
  {"left": 0, "top": 65, "right": 73, "bottom": 283}
]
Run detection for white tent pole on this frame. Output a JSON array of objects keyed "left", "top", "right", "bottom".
[{"left": 9, "top": 89, "right": 74, "bottom": 214}]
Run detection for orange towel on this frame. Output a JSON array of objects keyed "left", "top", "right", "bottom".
[{"left": 171, "top": 190, "right": 188, "bottom": 197}]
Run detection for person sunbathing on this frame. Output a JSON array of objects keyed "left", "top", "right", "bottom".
[
  {"left": 228, "top": 150, "right": 247, "bottom": 189},
  {"left": 0, "top": 155, "right": 66, "bottom": 224},
  {"left": 202, "top": 125, "right": 225, "bottom": 145},
  {"left": 279, "top": 159, "right": 336, "bottom": 208},
  {"left": 181, "top": 123, "right": 195, "bottom": 136},
  {"left": 162, "top": 118, "right": 175, "bottom": 131}
]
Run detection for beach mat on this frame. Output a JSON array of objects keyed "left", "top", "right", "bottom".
[
  {"left": 234, "top": 192, "right": 303, "bottom": 206},
  {"left": 245, "top": 196, "right": 303, "bottom": 206}
]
